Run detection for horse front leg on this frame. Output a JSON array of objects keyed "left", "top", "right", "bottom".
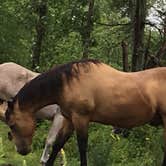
[
  {"left": 40, "top": 113, "right": 69, "bottom": 166},
  {"left": 72, "top": 114, "right": 89, "bottom": 166},
  {"left": 162, "top": 116, "right": 166, "bottom": 166},
  {"left": 45, "top": 117, "right": 74, "bottom": 166},
  {"left": 76, "top": 129, "right": 88, "bottom": 166},
  {"left": 162, "top": 129, "right": 166, "bottom": 166}
]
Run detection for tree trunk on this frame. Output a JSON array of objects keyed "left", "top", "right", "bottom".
[
  {"left": 32, "top": 0, "right": 47, "bottom": 71},
  {"left": 131, "top": 0, "right": 146, "bottom": 71},
  {"left": 164, "top": 13, "right": 166, "bottom": 37},
  {"left": 121, "top": 40, "right": 129, "bottom": 72},
  {"left": 82, "top": 0, "right": 95, "bottom": 59},
  {"left": 143, "top": 30, "right": 151, "bottom": 69}
]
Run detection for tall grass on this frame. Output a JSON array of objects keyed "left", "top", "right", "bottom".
[{"left": 0, "top": 121, "right": 164, "bottom": 166}]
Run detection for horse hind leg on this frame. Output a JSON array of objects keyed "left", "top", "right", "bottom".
[
  {"left": 45, "top": 117, "right": 74, "bottom": 166},
  {"left": 72, "top": 113, "right": 89, "bottom": 166},
  {"left": 41, "top": 144, "right": 51, "bottom": 166}
]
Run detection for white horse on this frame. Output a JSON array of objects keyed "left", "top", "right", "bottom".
[{"left": 0, "top": 62, "right": 65, "bottom": 165}]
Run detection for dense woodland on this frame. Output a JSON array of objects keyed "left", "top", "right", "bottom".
[{"left": 0, "top": 0, "right": 166, "bottom": 165}]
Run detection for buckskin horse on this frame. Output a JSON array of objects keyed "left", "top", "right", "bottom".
[
  {"left": 0, "top": 62, "right": 65, "bottom": 165},
  {"left": 4, "top": 59, "right": 166, "bottom": 166}
]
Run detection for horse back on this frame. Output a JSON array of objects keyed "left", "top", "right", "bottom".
[{"left": 0, "top": 62, "right": 38, "bottom": 100}]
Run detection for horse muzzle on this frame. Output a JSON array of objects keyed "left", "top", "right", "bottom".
[{"left": 16, "top": 146, "right": 31, "bottom": 155}]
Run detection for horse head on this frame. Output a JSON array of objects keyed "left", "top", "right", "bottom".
[{"left": 5, "top": 98, "right": 36, "bottom": 155}]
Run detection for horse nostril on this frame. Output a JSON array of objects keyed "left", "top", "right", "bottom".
[
  {"left": 22, "top": 153, "right": 27, "bottom": 156},
  {"left": 20, "top": 151, "right": 29, "bottom": 156}
]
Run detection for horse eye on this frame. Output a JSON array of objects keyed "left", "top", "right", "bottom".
[
  {"left": 8, "top": 132, "right": 12, "bottom": 141},
  {"left": 0, "top": 99, "right": 3, "bottom": 104}
]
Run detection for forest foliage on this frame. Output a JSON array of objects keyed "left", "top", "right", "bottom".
[{"left": 0, "top": 0, "right": 166, "bottom": 165}]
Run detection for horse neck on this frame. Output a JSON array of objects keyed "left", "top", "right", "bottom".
[
  {"left": 18, "top": 75, "right": 59, "bottom": 113},
  {"left": 34, "top": 96, "right": 58, "bottom": 113}
]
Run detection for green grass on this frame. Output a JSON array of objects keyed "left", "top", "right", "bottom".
[{"left": 0, "top": 121, "right": 164, "bottom": 166}]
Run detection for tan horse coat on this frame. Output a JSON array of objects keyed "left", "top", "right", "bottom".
[{"left": 61, "top": 63, "right": 161, "bottom": 128}]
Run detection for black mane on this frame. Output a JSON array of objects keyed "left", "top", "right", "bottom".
[{"left": 16, "top": 59, "right": 100, "bottom": 110}]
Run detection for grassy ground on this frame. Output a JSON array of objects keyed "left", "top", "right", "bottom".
[{"left": 0, "top": 121, "right": 164, "bottom": 166}]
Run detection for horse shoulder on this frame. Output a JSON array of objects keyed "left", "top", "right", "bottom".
[{"left": 62, "top": 84, "right": 95, "bottom": 117}]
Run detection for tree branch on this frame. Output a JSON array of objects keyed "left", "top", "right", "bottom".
[{"left": 96, "top": 22, "right": 131, "bottom": 27}]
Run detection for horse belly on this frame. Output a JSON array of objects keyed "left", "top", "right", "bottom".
[{"left": 92, "top": 101, "right": 155, "bottom": 128}]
